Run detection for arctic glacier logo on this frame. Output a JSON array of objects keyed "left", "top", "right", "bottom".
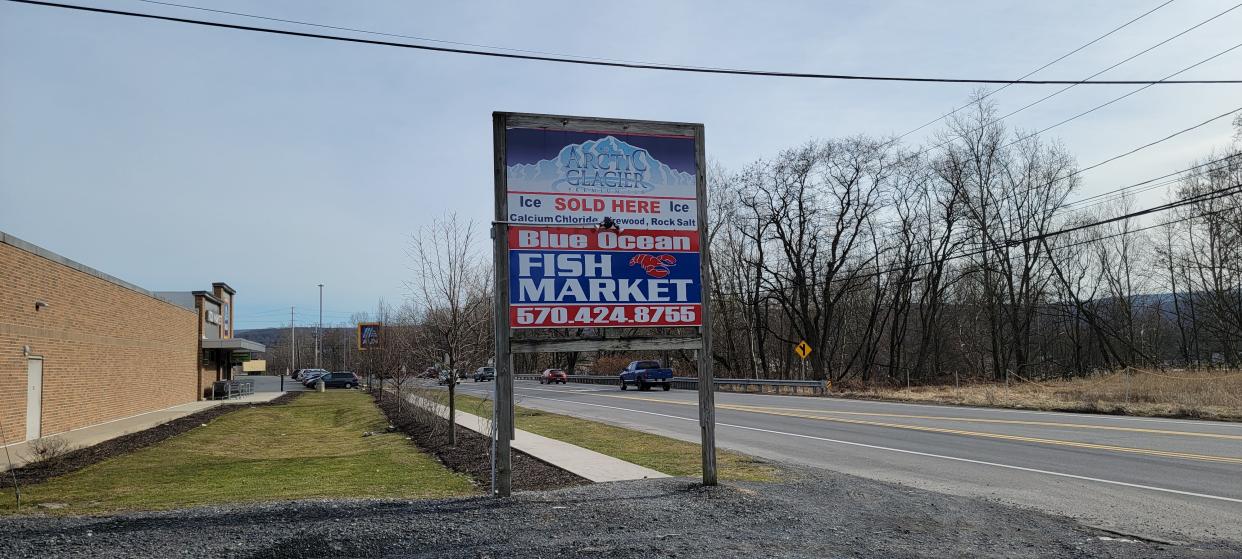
[{"left": 508, "top": 136, "right": 695, "bottom": 196}]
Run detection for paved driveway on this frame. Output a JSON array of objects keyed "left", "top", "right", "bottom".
[{"left": 238, "top": 374, "right": 306, "bottom": 392}]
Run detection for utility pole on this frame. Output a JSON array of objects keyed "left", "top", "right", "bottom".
[
  {"left": 290, "top": 306, "right": 296, "bottom": 372},
  {"left": 316, "top": 284, "right": 323, "bottom": 368}
]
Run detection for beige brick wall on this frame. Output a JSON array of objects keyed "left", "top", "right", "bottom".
[
  {"left": 200, "top": 358, "right": 219, "bottom": 400},
  {"left": 0, "top": 241, "right": 198, "bottom": 444}
]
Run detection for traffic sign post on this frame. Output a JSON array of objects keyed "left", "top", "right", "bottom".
[
  {"left": 795, "top": 340, "right": 812, "bottom": 379},
  {"left": 492, "top": 112, "right": 714, "bottom": 496},
  {"left": 356, "top": 322, "right": 382, "bottom": 396}
]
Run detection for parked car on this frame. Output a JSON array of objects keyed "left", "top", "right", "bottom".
[
  {"left": 301, "top": 371, "right": 329, "bottom": 387},
  {"left": 437, "top": 371, "right": 458, "bottom": 386},
  {"left": 320, "top": 372, "right": 360, "bottom": 389},
  {"left": 539, "top": 369, "right": 567, "bottom": 385},
  {"left": 473, "top": 367, "right": 496, "bottom": 382},
  {"left": 619, "top": 360, "right": 673, "bottom": 391},
  {"left": 294, "top": 368, "right": 327, "bottom": 381}
]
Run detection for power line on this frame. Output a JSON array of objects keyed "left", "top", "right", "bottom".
[
  {"left": 130, "top": 0, "right": 690, "bottom": 69},
  {"left": 1069, "top": 107, "right": 1241, "bottom": 178},
  {"left": 895, "top": 0, "right": 1178, "bottom": 141},
  {"left": 9, "top": 0, "right": 1242, "bottom": 85},
  {"left": 922, "top": 105, "right": 1241, "bottom": 222},
  {"left": 863, "top": 4, "right": 1242, "bottom": 234},
  {"left": 18, "top": 0, "right": 1238, "bottom": 231},
  {"left": 866, "top": 2, "right": 1242, "bottom": 217},
  {"left": 719, "top": 180, "right": 1242, "bottom": 298},
  {"left": 1027, "top": 182, "right": 1241, "bottom": 244},
  {"left": 898, "top": 7, "right": 1242, "bottom": 170},
  {"left": 999, "top": 41, "right": 1242, "bottom": 151},
  {"left": 917, "top": 202, "right": 1235, "bottom": 287},
  {"left": 981, "top": 3, "right": 1242, "bottom": 130},
  {"left": 722, "top": 202, "right": 1232, "bottom": 302},
  {"left": 1061, "top": 153, "right": 1240, "bottom": 211},
  {"left": 860, "top": 108, "right": 1242, "bottom": 249},
  {"left": 888, "top": 180, "right": 1242, "bottom": 277},
  {"left": 916, "top": 181, "right": 1242, "bottom": 276}
]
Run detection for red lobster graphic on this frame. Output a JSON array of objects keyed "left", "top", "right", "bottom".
[{"left": 629, "top": 254, "right": 677, "bottom": 278}]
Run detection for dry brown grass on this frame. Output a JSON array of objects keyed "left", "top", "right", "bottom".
[{"left": 836, "top": 369, "right": 1242, "bottom": 421}]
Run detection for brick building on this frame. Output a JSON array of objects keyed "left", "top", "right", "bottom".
[
  {"left": 155, "top": 284, "right": 265, "bottom": 399},
  {"left": 0, "top": 231, "right": 263, "bottom": 446}
]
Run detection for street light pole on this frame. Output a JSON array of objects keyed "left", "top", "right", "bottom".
[
  {"left": 316, "top": 284, "right": 323, "bottom": 368},
  {"left": 290, "top": 305, "right": 296, "bottom": 374}
]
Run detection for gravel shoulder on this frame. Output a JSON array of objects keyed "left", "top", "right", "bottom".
[{"left": 2, "top": 464, "right": 1237, "bottom": 559}]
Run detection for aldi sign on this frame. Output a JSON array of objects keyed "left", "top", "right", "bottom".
[
  {"left": 357, "top": 322, "right": 381, "bottom": 351},
  {"left": 498, "top": 116, "right": 704, "bottom": 329}
]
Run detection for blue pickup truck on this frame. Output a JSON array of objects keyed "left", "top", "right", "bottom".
[{"left": 618, "top": 360, "right": 674, "bottom": 391}]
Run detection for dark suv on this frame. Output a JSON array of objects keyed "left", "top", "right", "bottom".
[
  {"left": 320, "top": 372, "right": 360, "bottom": 389},
  {"left": 473, "top": 367, "right": 496, "bottom": 382}
]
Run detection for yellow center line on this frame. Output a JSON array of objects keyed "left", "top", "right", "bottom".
[{"left": 594, "top": 394, "right": 1242, "bottom": 465}]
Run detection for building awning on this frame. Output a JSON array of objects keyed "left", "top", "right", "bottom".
[{"left": 201, "top": 338, "right": 265, "bottom": 352}]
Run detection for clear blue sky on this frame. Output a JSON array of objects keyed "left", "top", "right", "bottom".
[{"left": 2, "top": 0, "right": 1239, "bottom": 329}]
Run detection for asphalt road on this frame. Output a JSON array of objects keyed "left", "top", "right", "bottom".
[{"left": 453, "top": 379, "right": 1242, "bottom": 545}]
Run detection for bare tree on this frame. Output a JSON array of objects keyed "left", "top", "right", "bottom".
[
  {"left": 431, "top": 94, "right": 1237, "bottom": 388},
  {"left": 407, "top": 214, "right": 492, "bottom": 446}
]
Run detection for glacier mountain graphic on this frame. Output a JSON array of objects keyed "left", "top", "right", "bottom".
[{"left": 507, "top": 136, "right": 695, "bottom": 197}]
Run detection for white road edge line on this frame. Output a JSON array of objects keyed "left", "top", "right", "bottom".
[
  {"left": 511, "top": 380, "right": 1242, "bottom": 427},
  {"left": 504, "top": 380, "right": 1242, "bottom": 429},
  {"left": 518, "top": 393, "right": 1242, "bottom": 505},
  {"left": 807, "top": 396, "right": 1242, "bottom": 428}
]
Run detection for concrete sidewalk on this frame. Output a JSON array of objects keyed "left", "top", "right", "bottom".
[
  {"left": 401, "top": 392, "right": 668, "bottom": 483},
  {"left": 1, "top": 391, "right": 285, "bottom": 471}
]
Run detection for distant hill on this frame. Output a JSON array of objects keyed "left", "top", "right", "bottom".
[
  {"left": 234, "top": 328, "right": 284, "bottom": 346},
  {"left": 236, "top": 327, "right": 352, "bottom": 347}
]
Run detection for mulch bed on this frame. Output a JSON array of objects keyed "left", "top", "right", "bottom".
[
  {"left": 372, "top": 392, "right": 588, "bottom": 492},
  {"left": 1, "top": 392, "right": 302, "bottom": 489}
]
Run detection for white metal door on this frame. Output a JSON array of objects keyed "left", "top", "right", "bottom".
[{"left": 26, "top": 358, "right": 43, "bottom": 441}]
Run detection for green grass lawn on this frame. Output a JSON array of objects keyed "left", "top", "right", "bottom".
[
  {"left": 441, "top": 392, "right": 780, "bottom": 482},
  {"left": 1, "top": 392, "right": 476, "bottom": 515}
]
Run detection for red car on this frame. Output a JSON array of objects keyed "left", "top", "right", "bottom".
[{"left": 539, "top": 369, "right": 568, "bottom": 384}]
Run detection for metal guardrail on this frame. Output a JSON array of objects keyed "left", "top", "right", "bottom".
[
  {"left": 681, "top": 377, "right": 824, "bottom": 387},
  {"left": 514, "top": 374, "right": 827, "bottom": 395}
]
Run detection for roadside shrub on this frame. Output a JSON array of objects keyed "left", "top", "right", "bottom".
[
  {"left": 590, "top": 355, "right": 633, "bottom": 376},
  {"left": 21, "top": 436, "right": 75, "bottom": 469}
]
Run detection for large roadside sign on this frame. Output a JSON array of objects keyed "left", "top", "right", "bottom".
[
  {"left": 492, "top": 112, "right": 715, "bottom": 498},
  {"left": 502, "top": 121, "right": 704, "bottom": 328}
]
